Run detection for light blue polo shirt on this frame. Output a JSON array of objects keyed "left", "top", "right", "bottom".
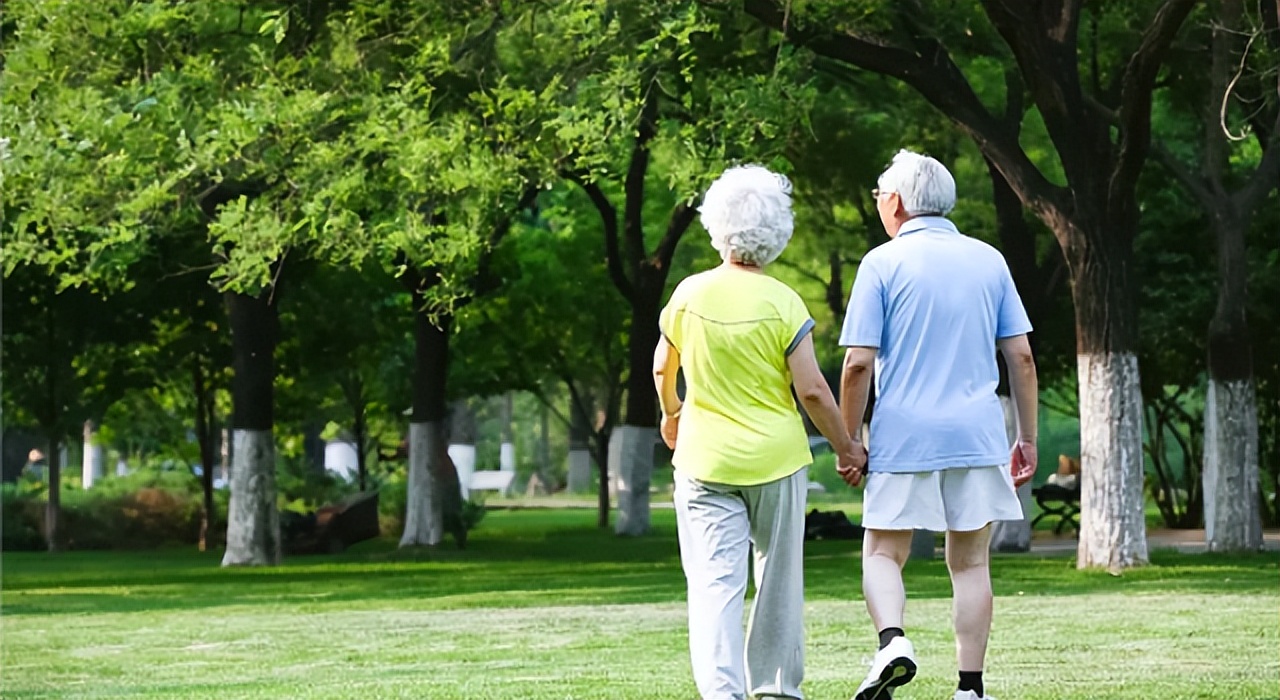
[{"left": 840, "top": 216, "right": 1032, "bottom": 473}]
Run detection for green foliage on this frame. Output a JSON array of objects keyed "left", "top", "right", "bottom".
[{"left": 1, "top": 483, "right": 46, "bottom": 551}]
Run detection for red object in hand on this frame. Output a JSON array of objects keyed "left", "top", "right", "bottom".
[{"left": 1010, "top": 441, "right": 1037, "bottom": 488}]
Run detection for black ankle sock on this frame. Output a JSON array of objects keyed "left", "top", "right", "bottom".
[
  {"left": 877, "top": 627, "right": 904, "bottom": 650},
  {"left": 958, "top": 671, "right": 984, "bottom": 696}
]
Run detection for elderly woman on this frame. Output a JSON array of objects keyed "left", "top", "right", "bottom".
[{"left": 653, "top": 165, "right": 861, "bottom": 700}]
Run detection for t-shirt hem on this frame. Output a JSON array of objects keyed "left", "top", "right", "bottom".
[
  {"left": 869, "top": 457, "right": 1007, "bottom": 474},
  {"left": 673, "top": 459, "right": 810, "bottom": 487}
]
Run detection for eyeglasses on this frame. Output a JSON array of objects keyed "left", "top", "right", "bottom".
[{"left": 872, "top": 188, "right": 894, "bottom": 199}]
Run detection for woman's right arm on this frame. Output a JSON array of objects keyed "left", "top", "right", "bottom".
[{"left": 787, "top": 335, "right": 860, "bottom": 470}]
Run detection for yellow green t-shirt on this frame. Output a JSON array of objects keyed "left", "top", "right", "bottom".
[{"left": 658, "top": 266, "right": 815, "bottom": 486}]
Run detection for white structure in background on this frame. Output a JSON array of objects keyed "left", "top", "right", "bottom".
[
  {"left": 449, "top": 444, "right": 477, "bottom": 500},
  {"left": 499, "top": 392, "right": 516, "bottom": 473},
  {"left": 499, "top": 442, "right": 515, "bottom": 473},
  {"left": 324, "top": 440, "right": 359, "bottom": 481},
  {"left": 82, "top": 420, "right": 104, "bottom": 488},
  {"left": 566, "top": 449, "right": 592, "bottom": 493}
]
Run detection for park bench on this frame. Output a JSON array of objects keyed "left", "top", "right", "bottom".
[
  {"left": 282, "top": 490, "right": 380, "bottom": 555},
  {"left": 469, "top": 470, "right": 515, "bottom": 498},
  {"left": 1031, "top": 483, "right": 1081, "bottom": 535}
]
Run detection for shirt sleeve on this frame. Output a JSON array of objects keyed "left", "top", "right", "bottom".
[
  {"left": 840, "top": 258, "right": 884, "bottom": 348},
  {"left": 781, "top": 290, "right": 815, "bottom": 356},
  {"left": 996, "top": 263, "right": 1033, "bottom": 339},
  {"left": 659, "top": 283, "right": 684, "bottom": 351}
]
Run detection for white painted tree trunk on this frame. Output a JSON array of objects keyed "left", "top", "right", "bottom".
[
  {"left": 400, "top": 421, "right": 444, "bottom": 547},
  {"left": 991, "top": 395, "right": 1033, "bottom": 552},
  {"left": 81, "top": 420, "right": 104, "bottom": 489},
  {"left": 1204, "top": 378, "right": 1262, "bottom": 552},
  {"left": 611, "top": 425, "right": 655, "bottom": 536},
  {"left": 221, "top": 430, "right": 280, "bottom": 566},
  {"left": 500, "top": 391, "right": 516, "bottom": 473},
  {"left": 566, "top": 449, "right": 593, "bottom": 493},
  {"left": 500, "top": 443, "right": 516, "bottom": 473},
  {"left": 1076, "top": 353, "right": 1149, "bottom": 571},
  {"left": 448, "top": 444, "right": 477, "bottom": 501},
  {"left": 220, "top": 428, "right": 232, "bottom": 485}
]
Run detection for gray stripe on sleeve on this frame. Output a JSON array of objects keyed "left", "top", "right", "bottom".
[{"left": 785, "top": 318, "right": 816, "bottom": 356}]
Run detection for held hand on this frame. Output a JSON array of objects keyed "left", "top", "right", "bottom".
[
  {"left": 836, "top": 442, "right": 868, "bottom": 488},
  {"left": 1010, "top": 439, "right": 1037, "bottom": 488},
  {"left": 660, "top": 413, "right": 679, "bottom": 450}
]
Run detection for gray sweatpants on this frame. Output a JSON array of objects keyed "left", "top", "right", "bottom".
[{"left": 673, "top": 467, "right": 808, "bottom": 700}]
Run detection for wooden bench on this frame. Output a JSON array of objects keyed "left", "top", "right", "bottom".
[
  {"left": 469, "top": 470, "right": 515, "bottom": 498},
  {"left": 282, "top": 490, "right": 380, "bottom": 555},
  {"left": 1031, "top": 483, "right": 1081, "bottom": 535}
]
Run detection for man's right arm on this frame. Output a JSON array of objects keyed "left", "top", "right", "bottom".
[{"left": 997, "top": 333, "right": 1038, "bottom": 485}]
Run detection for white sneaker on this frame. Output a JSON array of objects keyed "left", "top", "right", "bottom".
[
  {"left": 953, "top": 690, "right": 995, "bottom": 700},
  {"left": 852, "top": 636, "right": 917, "bottom": 700}
]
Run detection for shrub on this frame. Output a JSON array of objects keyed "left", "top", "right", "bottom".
[{"left": 2, "top": 483, "right": 46, "bottom": 551}]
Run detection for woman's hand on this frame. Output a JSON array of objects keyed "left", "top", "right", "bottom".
[
  {"left": 836, "top": 442, "right": 868, "bottom": 487},
  {"left": 661, "top": 412, "right": 680, "bottom": 450}
]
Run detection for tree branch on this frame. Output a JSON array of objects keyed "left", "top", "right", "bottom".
[
  {"left": 623, "top": 84, "right": 660, "bottom": 276},
  {"left": 1111, "top": 0, "right": 1200, "bottom": 208},
  {"left": 741, "top": 0, "right": 1067, "bottom": 221},
  {"left": 1238, "top": 111, "right": 1280, "bottom": 212},
  {"left": 567, "top": 173, "right": 633, "bottom": 302},
  {"left": 473, "top": 184, "right": 543, "bottom": 297},
  {"left": 1150, "top": 142, "right": 1219, "bottom": 211},
  {"left": 652, "top": 201, "right": 698, "bottom": 270}
]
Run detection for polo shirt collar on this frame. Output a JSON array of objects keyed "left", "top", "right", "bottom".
[{"left": 896, "top": 216, "right": 958, "bottom": 237}]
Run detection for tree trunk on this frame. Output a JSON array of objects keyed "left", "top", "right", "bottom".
[
  {"left": 81, "top": 420, "right": 104, "bottom": 489},
  {"left": 449, "top": 399, "right": 478, "bottom": 499},
  {"left": 1065, "top": 225, "right": 1149, "bottom": 572},
  {"left": 193, "top": 361, "right": 217, "bottom": 552},
  {"left": 538, "top": 399, "right": 551, "bottom": 487},
  {"left": 399, "top": 300, "right": 464, "bottom": 548},
  {"left": 79, "top": 422, "right": 101, "bottom": 488},
  {"left": 1203, "top": 208, "right": 1262, "bottom": 551},
  {"left": 221, "top": 290, "right": 281, "bottom": 567},
  {"left": 354, "top": 399, "right": 368, "bottom": 492},
  {"left": 614, "top": 278, "right": 663, "bottom": 536},
  {"left": 401, "top": 421, "right": 446, "bottom": 547},
  {"left": 567, "top": 392, "right": 593, "bottom": 494},
  {"left": 220, "top": 427, "right": 232, "bottom": 486},
  {"left": 500, "top": 392, "right": 516, "bottom": 473},
  {"left": 1199, "top": 0, "right": 1266, "bottom": 553},
  {"left": 45, "top": 436, "right": 61, "bottom": 552}
]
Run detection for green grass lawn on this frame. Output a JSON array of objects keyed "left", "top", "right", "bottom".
[{"left": 3, "top": 509, "right": 1277, "bottom": 700}]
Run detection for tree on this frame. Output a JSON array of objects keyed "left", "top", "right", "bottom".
[
  {"left": 733, "top": 0, "right": 1200, "bottom": 571},
  {"left": 1152, "top": 0, "right": 1279, "bottom": 550},
  {"left": 0, "top": 270, "right": 146, "bottom": 549},
  {"left": 454, "top": 184, "right": 632, "bottom": 527},
  {"left": 526, "top": 0, "right": 815, "bottom": 534},
  {"left": 280, "top": 263, "right": 411, "bottom": 493}
]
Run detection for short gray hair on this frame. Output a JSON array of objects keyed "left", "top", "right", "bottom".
[
  {"left": 877, "top": 149, "right": 956, "bottom": 216},
  {"left": 698, "top": 165, "right": 794, "bottom": 266}
]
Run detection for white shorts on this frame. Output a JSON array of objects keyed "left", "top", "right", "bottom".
[{"left": 862, "top": 465, "right": 1024, "bottom": 532}]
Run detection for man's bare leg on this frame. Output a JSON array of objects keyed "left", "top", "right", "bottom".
[
  {"left": 854, "top": 529, "right": 918, "bottom": 700},
  {"left": 946, "top": 525, "right": 994, "bottom": 696},
  {"left": 861, "top": 529, "right": 913, "bottom": 630}
]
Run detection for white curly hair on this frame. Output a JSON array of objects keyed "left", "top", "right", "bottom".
[{"left": 698, "top": 165, "right": 794, "bottom": 267}]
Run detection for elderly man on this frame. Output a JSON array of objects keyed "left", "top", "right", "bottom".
[
  {"left": 838, "top": 150, "right": 1038, "bottom": 700},
  {"left": 654, "top": 165, "right": 860, "bottom": 700}
]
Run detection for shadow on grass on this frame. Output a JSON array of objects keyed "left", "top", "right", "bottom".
[{"left": 2, "top": 509, "right": 1276, "bottom": 616}]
